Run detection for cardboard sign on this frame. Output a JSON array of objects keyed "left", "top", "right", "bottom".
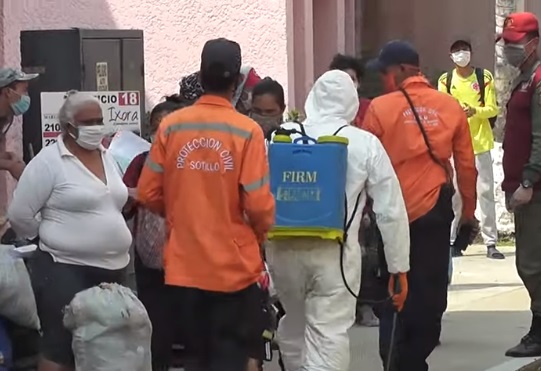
[{"left": 40, "top": 91, "right": 141, "bottom": 148}]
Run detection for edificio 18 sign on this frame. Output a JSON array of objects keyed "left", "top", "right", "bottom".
[{"left": 40, "top": 91, "right": 141, "bottom": 148}]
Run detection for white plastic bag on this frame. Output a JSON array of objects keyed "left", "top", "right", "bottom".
[
  {"left": 0, "top": 245, "right": 40, "bottom": 329},
  {"left": 63, "top": 283, "right": 152, "bottom": 371}
]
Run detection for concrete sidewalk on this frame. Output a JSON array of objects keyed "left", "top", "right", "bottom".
[
  {"left": 266, "top": 244, "right": 534, "bottom": 371},
  {"left": 438, "top": 245, "right": 532, "bottom": 371},
  {"left": 345, "top": 244, "right": 533, "bottom": 371}
]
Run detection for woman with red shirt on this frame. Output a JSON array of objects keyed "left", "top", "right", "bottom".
[{"left": 123, "top": 94, "right": 190, "bottom": 371}]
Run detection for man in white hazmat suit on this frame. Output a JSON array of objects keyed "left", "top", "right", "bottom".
[{"left": 266, "top": 70, "right": 410, "bottom": 371}]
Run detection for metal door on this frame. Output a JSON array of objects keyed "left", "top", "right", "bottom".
[
  {"left": 121, "top": 39, "right": 144, "bottom": 92},
  {"left": 121, "top": 38, "right": 146, "bottom": 137},
  {"left": 81, "top": 39, "right": 122, "bottom": 91}
]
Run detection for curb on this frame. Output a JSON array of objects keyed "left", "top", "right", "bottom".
[
  {"left": 518, "top": 358, "right": 541, "bottom": 371},
  {"left": 483, "top": 358, "right": 540, "bottom": 371}
]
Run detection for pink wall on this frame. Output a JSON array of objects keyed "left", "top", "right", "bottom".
[
  {"left": 313, "top": 0, "right": 339, "bottom": 78},
  {"left": 288, "top": 0, "right": 314, "bottom": 110},
  {"left": 287, "top": 0, "right": 357, "bottom": 109},
  {"left": 0, "top": 0, "right": 288, "bottom": 212}
]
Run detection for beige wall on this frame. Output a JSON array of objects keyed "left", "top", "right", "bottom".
[{"left": 360, "top": 0, "right": 495, "bottom": 85}]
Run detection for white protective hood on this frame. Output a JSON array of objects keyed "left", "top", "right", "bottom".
[
  {"left": 277, "top": 69, "right": 410, "bottom": 275},
  {"left": 304, "top": 70, "right": 360, "bottom": 128},
  {"left": 269, "top": 69, "right": 410, "bottom": 371}
]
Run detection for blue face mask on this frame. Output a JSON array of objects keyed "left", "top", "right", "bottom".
[{"left": 10, "top": 94, "right": 31, "bottom": 116}]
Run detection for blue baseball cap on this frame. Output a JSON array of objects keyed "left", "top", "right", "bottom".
[
  {"left": 367, "top": 40, "right": 420, "bottom": 72},
  {"left": 0, "top": 68, "right": 38, "bottom": 89}
]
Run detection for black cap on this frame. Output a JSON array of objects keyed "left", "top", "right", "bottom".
[
  {"left": 367, "top": 40, "right": 420, "bottom": 72},
  {"left": 200, "top": 38, "right": 242, "bottom": 79}
]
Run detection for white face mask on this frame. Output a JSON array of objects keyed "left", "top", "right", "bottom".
[
  {"left": 451, "top": 51, "right": 471, "bottom": 68},
  {"left": 70, "top": 124, "right": 107, "bottom": 150}
]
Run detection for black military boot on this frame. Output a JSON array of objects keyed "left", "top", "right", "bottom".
[{"left": 506, "top": 315, "right": 541, "bottom": 357}]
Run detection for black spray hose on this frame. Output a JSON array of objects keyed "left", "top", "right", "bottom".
[
  {"left": 339, "top": 240, "right": 390, "bottom": 304},
  {"left": 338, "top": 232, "right": 400, "bottom": 371},
  {"left": 339, "top": 239, "right": 361, "bottom": 299},
  {"left": 385, "top": 278, "right": 402, "bottom": 371}
]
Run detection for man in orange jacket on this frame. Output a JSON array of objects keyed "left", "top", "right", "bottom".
[
  {"left": 137, "top": 38, "right": 275, "bottom": 371},
  {"left": 362, "top": 40, "right": 478, "bottom": 371}
]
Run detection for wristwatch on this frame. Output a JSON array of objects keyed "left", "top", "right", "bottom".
[{"left": 522, "top": 179, "right": 533, "bottom": 189}]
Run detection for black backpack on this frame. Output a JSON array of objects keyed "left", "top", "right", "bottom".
[{"left": 446, "top": 68, "right": 497, "bottom": 129}]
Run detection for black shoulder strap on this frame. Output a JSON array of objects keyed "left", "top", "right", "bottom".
[
  {"left": 344, "top": 192, "right": 362, "bottom": 238},
  {"left": 446, "top": 70, "right": 453, "bottom": 94},
  {"left": 334, "top": 123, "right": 360, "bottom": 238},
  {"left": 333, "top": 125, "right": 349, "bottom": 136},
  {"left": 294, "top": 120, "right": 306, "bottom": 135},
  {"left": 271, "top": 121, "right": 307, "bottom": 143},
  {"left": 399, "top": 87, "right": 452, "bottom": 183},
  {"left": 475, "top": 67, "right": 486, "bottom": 106},
  {"left": 294, "top": 120, "right": 308, "bottom": 144}
]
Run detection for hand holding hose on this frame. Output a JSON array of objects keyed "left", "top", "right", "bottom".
[{"left": 388, "top": 272, "right": 408, "bottom": 312}]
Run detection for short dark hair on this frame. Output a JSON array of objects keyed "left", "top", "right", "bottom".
[
  {"left": 200, "top": 70, "right": 239, "bottom": 94},
  {"left": 329, "top": 54, "right": 364, "bottom": 79},
  {"left": 450, "top": 40, "right": 472, "bottom": 52},
  {"left": 252, "top": 77, "right": 286, "bottom": 110},
  {"left": 150, "top": 94, "right": 191, "bottom": 124}
]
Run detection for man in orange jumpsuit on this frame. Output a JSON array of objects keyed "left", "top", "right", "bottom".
[{"left": 138, "top": 38, "right": 275, "bottom": 371}]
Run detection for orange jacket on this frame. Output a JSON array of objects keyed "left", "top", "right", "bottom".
[
  {"left": 361, "top": 76, "right": 477, "bottom": 222},
  {"left": 137, "top": 95, "right": 275, "bottom": 292}
]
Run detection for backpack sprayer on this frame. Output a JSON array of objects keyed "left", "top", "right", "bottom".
[{"left": 269, "top": 125, "right": 401, "bottom": 371}]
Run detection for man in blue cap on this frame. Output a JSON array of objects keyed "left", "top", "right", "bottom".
[
  {"left": 0, "top": 68, "right": 37, "bottom": 180},
  {"left": 361, "top": 40, "right": 478, "bottom": 371}
]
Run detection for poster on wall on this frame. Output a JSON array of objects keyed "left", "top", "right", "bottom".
[
  {"left": 96, "top": 62, "right": 109, "bottom": 91},
  {"left": 40, "top": 91, "right": 141, "bottom": 149}
]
